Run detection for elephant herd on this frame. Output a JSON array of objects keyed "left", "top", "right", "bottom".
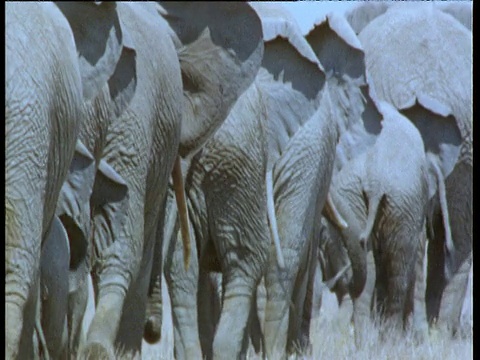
[{"left": 5, "top": 2, "right": 472, "bottom": 360}]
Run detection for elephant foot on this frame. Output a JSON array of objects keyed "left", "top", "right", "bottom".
[
  {"left": 412, "top": 324, "right": 428, "bottom": 345},
  {"left": 79, "top": 341, "right": 115, "bottom": 360},
  {"left": 452, "top": 322, "right": 473, "bottom": 340},
  {"left": 288, "top": 339, "right": 312, "bottom": 358},
  {"left": 143, "top": 316, "right": 161, "bottom": 344}
]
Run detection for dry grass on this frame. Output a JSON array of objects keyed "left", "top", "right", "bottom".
[
  {"left": 140, "top": 282, "right": 472, "bottom": 360},
  {"left": 82, "top": 273, "right": 471, "bottom": 359},
  {"left": 304, "top": 294, "right": 472, "bottom": 360}
]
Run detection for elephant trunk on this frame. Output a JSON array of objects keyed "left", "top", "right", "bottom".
[
  {"left": 340, "top": 230, "right": 367, "bottom": 299},
  {"left": 322, "top": 193, "right": 367, "bottom": 299}
]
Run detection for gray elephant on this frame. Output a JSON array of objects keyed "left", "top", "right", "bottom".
[
  {"left": 72, "top": 2, "right": 265, "bottom": 358},
  {"left": 317, "top": 216, "right": 352, "bottom": 308},
  {"left": 39, "top": 3, "right": 262, "bottom": 360},
  {"left": 325, "top": 93, "right": 462, "bottom": 346},
  {"left": 32, "top": 3, "right": 139, "bottom": 357},
  {"left": 6, "top": 3, "right": 84, "bottom": 358},
  {"left": 357, "top": 3, "right": 472, "bottom": 336},
  {"left": 344, "top": 2, "right": 391, "bottom": 35},
  {"left": 143, "top": 71, "right": 271, "bottom": 360},
  {"left": 439, "top": 1, "right": 472, "bottom": 31},
  {"left": 144, "top": 4, "right": 370, "bottom": 357},
  {"left": 252, "top": 8, "right": 373, "bottom": 357},
  {"left": 346, "top": 1, "right": 472, "bottom": 35}
]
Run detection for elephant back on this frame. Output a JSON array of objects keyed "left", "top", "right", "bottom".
[
  {"left": 359, "top": 4, "right": 472, "bottom": 155},
  {"left": 370, "top": 101, "right": 427, "bottom": 191},
  {"left": 344, "top": 2, "right": 391, "bottom": 35}
]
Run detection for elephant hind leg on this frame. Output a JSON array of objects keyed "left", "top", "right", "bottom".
[
  {"left": 425, "top": 210, "right": 447, "bottom": 324},
  {"left": 213, "top": 276, "right": 256, "bottom": 359},
  {"left": 198, "top": 270, "right": 222, "bottom": 360},
  {"left": 286, "top": 238, "right": 318, "bottom": 356},
  {"left": 382, "top": 241, "right": 417, "bottom": 332},
  {"left": 165, "top": 225, "right": 202, "bottom": 360}
]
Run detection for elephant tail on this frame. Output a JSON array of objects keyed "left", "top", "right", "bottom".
[
  {"left": 323, "top": 193, "right": 348, "bottom": 230},
  {"left": 432, "top": 161, "right": 455, "bottom": 258},
  {"left": 359, "top": 193, "right": 383, "bottom": 246},
  {"left": 172, "top": 155, "right": 191, "bottom": 271},
  {"left": 266, "top": 170, "right": 285, "bottom": 269},
  {"left": 36, "top": 291, "right": 51, "bottom": 360}
]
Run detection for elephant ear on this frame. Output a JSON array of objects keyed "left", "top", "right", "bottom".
[
  {"left": 259, "top": 14, "right": 326, "bottom": 101},
  {"left": 249, "top": 11, "right": 326, "bottom": 165},
  {"left": 335, "top": 85, "right": 382, "bottom": 171},
  {"left": 306, "top": 13, "right": 365, "bottom": 82},
  {"left": 56, "top": 141, "right": 96, "bottom": 293},
  {"left": 306, "top": 13, "right": 373, "bottom": 167},
  {"left": 56, "top": 2, "right": 137, "bottom": 116},
  {"left": 41, "top": 216, "right": 70, "bottom": 286},
  {"left": 399, "top": 94, "right": 462, "bottom": 200},
  {"left": 157, "top": 2, "right": 264, "bottom": 157},
  {"left": 90, "top": 159, "right": 129, "bottom": 269}
]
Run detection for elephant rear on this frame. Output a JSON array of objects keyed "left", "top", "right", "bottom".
[{"left": 6, "top": 2, "right": 83, "bottom": 358}]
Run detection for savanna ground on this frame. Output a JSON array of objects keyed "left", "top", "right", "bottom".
[{"left": 83, "top": 270, "right": 472, "bottom": 360}]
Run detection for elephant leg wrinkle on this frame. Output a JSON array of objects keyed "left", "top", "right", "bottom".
[
  {"left": 84, "top": 289, "right": 125, "bottom": 352},
  {"left": 213, "top": 282, "right": 254, "bottom": 360}
]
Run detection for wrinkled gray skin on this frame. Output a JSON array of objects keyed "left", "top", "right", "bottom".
[
  {"left": 250, "top": 7, "right": 371, "bottom": 358},
  {"left": 73, "top": 3, "right": 181, "bottom": 358},
  {"left": 6, "top": 3, "right": 82, "bottom": 358},
  {"left": 229, "top": 217, "right": 353, "bottom": 359},
  {"left": 358, "top": 3, "right": 472, "bottom": 336},
  {"left": 75, "top": 2, "right": 265, "bottom": 358},
  {"left": 317, "top": 216, "right": 351, "bottom": 307},
  {"left": 326, "top": 95, "right": 462, "bottom": 346},
  {"left": 39, "top": 2, "right": 139, "bottom": 357},
  {"left": 145, "top": 77, "right": 269, "bottom": 360},
  {"left": 122, "top": 3, "right": 264, "bottom": 360},
  {"left": 143, "top": 5, "right": 367, "bottom": 358}
]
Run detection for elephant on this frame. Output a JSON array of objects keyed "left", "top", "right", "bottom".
[
  {"left": 357, "top": 3, "right": 472, "bottom": 336},
  {"left": 249, "top": 7, "right": 385, "bottom": 357},
  {"left": 64, "top": 2, "right": 266, "bottom": 358},
  {"left": 438, "top": 1, "right": 472, "bottom": 31},
  {"left": 181, "top": 6, "right": 376, "bottom": 358},
  {"left": 316, "top": 216, "right": 352, "bottom": 308},
  {"left": 6, "top": 2, "right": 84, "bottom": 358},
  {"left": 344, "top": 2, "right": 391, "bottom": 35},
  {"left": 34, "top": 2, "right": 140, "bottom": 357},
  {"left": 34, "top": 3, "right": 262, "bottom": 358},
  {"left": 324, "top": 92, "right": 462, "bottom": 346},
  {"left": 143, "top": 72, "right": 271, "bottom": 360},
  {"left": 138, "top": 3, "right": 268, "bottom": 359},
  {"left": 345, "top": 1, "right": 472, "bottom": 35}
]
